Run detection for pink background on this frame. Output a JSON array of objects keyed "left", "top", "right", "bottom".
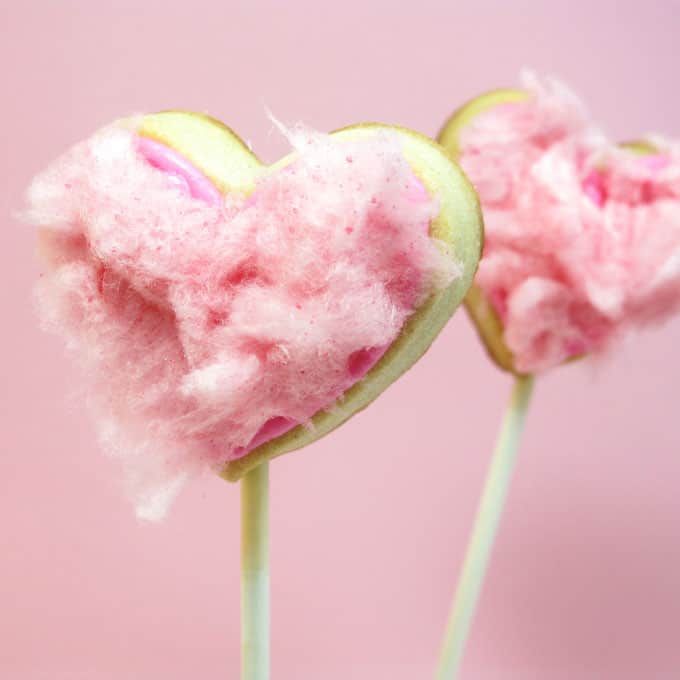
[{"left": 2, "top": 1, "right": 680, "bottom": 678}]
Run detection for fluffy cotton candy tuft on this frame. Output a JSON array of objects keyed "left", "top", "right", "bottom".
[
  {"left": 458, "top": 71, "right": 680, "bottom": 373},
  {"left": 25, "top": 121, "right": 457, "bottom": 519}
]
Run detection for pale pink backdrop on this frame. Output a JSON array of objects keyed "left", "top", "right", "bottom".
[{"left": 2, "top": 1, "right": 680, "bottom": 678}]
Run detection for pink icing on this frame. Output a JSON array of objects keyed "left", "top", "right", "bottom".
[
  {"left": 137, "top": 137, "right": 222, "bottom": 205},
  {"left": 26, "top": 122, "right": 458, "bottom": 518},
  {"left": 459, "top": 72, "right": 680, "bottom": 373},
  {"left": 641, "top": 154, "right": 671, "bottom": 172}
]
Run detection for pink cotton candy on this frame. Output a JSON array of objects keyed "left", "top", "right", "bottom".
[
  {"left": 25, "top": 120, "right": 457, "bottom": 519},
  {"left": 458, "top": 72, "right": 680, "bottom": 373}
]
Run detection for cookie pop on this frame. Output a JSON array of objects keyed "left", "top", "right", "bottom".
[
  {"left": 435, "top": 73, "right": 680, "bottom": 679},
  {"left": 25, "top": 110, "right": 483, "bottom": 679}
]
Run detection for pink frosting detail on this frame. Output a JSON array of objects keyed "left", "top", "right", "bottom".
[
  {"left": 459, "top": 72, "right": 680, "bottom": 373},
  {"left": 641, "top": 154, "right": 671, "bottom": 172},
  {"left": 582, "top": 170, "right": 606, "bottom": 207},
  {"left": 25, "top": 122, "right": 457, "bottom": 518},
  {"left": 137, "top": 136, "right": 222, "bottom": 205},
  {"left": 235, "top": 416, "right": 296, "bottom": 456}
]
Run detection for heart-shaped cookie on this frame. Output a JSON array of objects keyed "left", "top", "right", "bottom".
[
  {"left": 437, "top": 75, "right": 680, "bottom": 375},
  {"left": 27, "top": 111, "right": 482, "bottom": 516}
]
